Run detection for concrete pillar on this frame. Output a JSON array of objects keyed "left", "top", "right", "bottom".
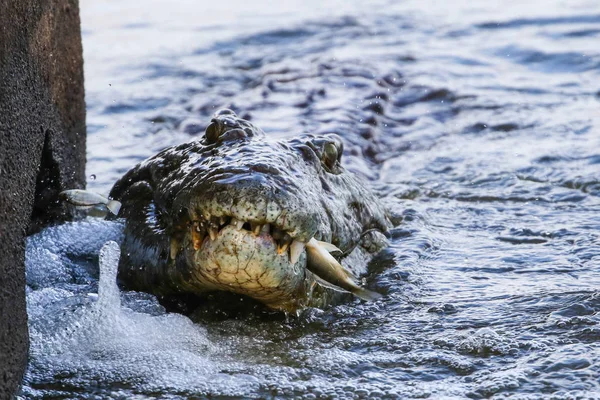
[{"left": 0, "top": 0, "right": 86, "bottom": 396}]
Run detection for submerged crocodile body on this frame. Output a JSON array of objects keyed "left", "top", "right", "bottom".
[{"left": 109, "top": 110, "right": 391, "bottom": 312}]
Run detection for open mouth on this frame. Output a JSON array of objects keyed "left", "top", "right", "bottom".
[
  {"left": 176, "top": 211, "right": 382, "bottom": 309},
  {"left": 188, "top": 215, "right": 308, "bottom": 264}
]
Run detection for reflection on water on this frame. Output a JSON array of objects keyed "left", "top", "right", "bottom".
[{"left": 22, "top": 0, "right": 600, "bottom": 398}]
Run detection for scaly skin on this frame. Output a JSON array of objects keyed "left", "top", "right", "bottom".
[{"left": 110, "top": 109, "right": 391, "bottom": 312}]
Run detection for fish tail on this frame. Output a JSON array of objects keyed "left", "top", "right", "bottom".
[
  {"left": 106, "top": 200, "right": 122, "bottom": 215},
  {"left": 352, "top": 286, "right": 383, "bottom": 301}
]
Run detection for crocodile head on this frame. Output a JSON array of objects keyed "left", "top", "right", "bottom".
[{"left": 111, "top": 110, "right": 391, "bottom": 312}]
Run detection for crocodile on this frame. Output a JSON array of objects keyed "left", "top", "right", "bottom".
[{"left": 108, "top": 109, "right": 391, "bottom": 312}]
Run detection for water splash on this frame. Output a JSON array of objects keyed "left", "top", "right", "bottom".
[
  {"left": 23, "top": 238, "right": 256, "bottom": 399},
  {"left": 96, "top": 241, "right": 121, "bottom": 316}
]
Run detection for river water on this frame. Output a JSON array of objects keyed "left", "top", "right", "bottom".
[{"left": 21, "top": 0, "right": 600, "bottom": 398}]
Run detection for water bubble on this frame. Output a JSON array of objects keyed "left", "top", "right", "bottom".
[{"left": 89, "top": 174, "right": 96, "bottom": 180}]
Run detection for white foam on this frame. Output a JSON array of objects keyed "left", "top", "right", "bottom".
[
  {"left": 25, "top": 218, "right": 124, "bottom": 289},
  {"left": 24, "top": 224, "right": 258, "bottom": 397},
  {"left": 25, "top": 247, "right": 71, "bottom": 288},
  {"left": 27, "top": 217, "right": 124, "bottom": 256}
]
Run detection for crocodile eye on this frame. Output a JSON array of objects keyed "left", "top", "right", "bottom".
[
  {"left": 205, "top": 121, "right": 221, "bottom": 143},
  {"left": 322, "top": 142, "right": 339, "bottom": 170}
]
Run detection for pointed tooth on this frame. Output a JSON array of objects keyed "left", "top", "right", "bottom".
[
  {"left": 277, "top": 234, "right": 292, "bottom": 255},
  {"left": 170, "top": 238, "right": 180, "bottom": 260},
  {"left": 251, "top": 222, "right": 261, "bottom": 235},
  {"left": 277, "top": 242, "right": 289, "bottom": 256},
  {"left": 261, "top": 224, "right": 271, "bottom": 234},
  {"left": 290, "top": 240, "right": 305, "bottom": 264},
  {"left": 209, "top": 217, "right": 221, "bottom": 238},
  {"left": 219, "top": 217, "right": 227, "bottom": 226},
  {"left": 192, "top": 222, "right": 205, "bottom": 250},
  {"left": 234, "top": 219, "right": 244, "bottom": 230}
]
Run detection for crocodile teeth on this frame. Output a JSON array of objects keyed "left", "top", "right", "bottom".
[
  {"left": 192, "top": 222, "right": 205, "bottom": 250},
  {"left": 289, "top": 239, "right": 305, "bottom": 264},
  {"left": 277, "top": 243, "right": 289, "bottom": 256},
  {"left": 251, "top": 222, "right": 261, "bottom": 236},
  {"left": 261, "top": 224, "right": 271, "bottom": 234},
  {"left": 233, "top": 219, "right": 244, "bottom": 230},
  {"left": 208, "top": 227, "right": 218, "bottom": 241},
  {"left": 277, "top": 234, "right": 292, "bottom": 256}
]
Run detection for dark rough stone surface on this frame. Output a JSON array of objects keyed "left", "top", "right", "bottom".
[{"left": 0, "top": 0, "right": 86, "bottom": 397}]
